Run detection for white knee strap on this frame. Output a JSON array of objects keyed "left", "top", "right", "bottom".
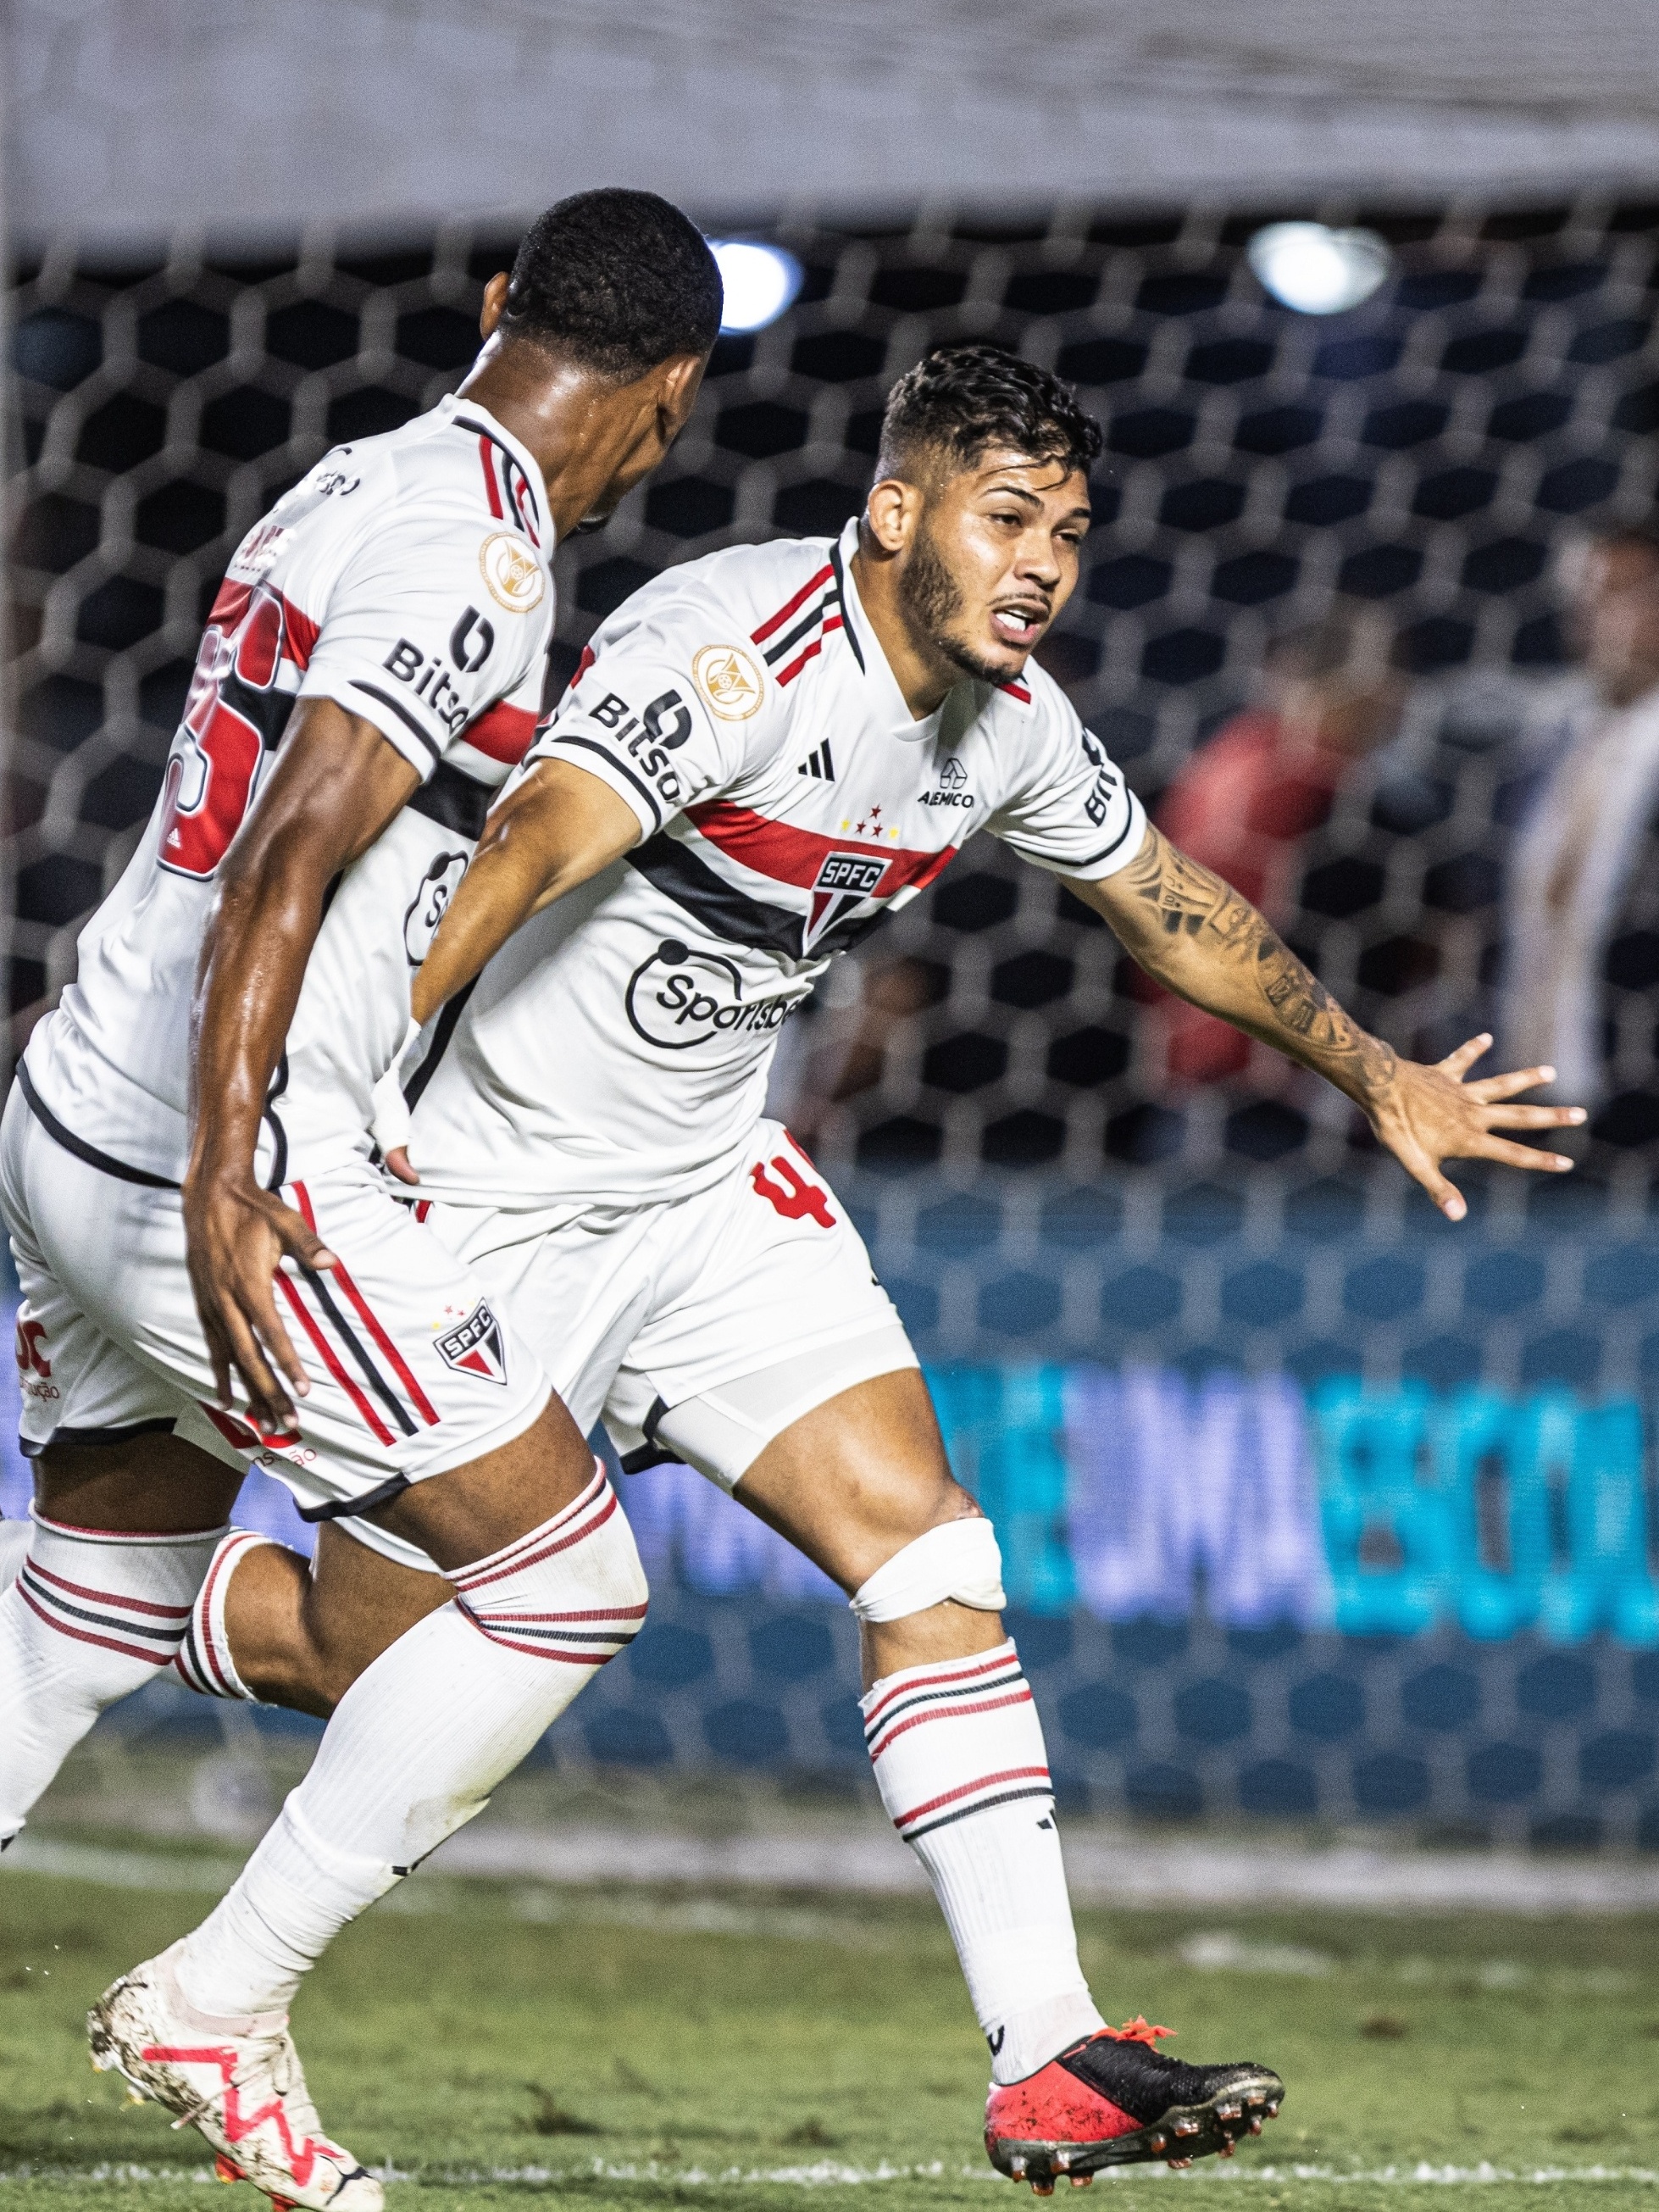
[{"left": 850, "top": 1517, "right": 1007, "bottom": 1624}]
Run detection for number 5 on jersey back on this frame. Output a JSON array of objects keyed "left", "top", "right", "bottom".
[{"left": 158, "top": 584, "right": 300, "bottom": 881}]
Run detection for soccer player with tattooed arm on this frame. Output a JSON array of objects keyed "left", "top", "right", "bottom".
[
  {"left": 139, "top": 345, "right": 1585, "bottom": 2195},
  {"left": 0, "top": 190, "right": 722, "bottom": 2209}
]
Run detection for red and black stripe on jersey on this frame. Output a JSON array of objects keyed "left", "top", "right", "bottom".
[
  {"left": 460, "top": 411, "right": 543, "bottom": 547},
  {"left": 630, "top": 803, "right": 954, "bottom": 962},
  {"left": 747, "top": 540, "right": 867, "bottom": 689},
  {"left": 751, "top": 560, "right": 843, "bottom": 686}
]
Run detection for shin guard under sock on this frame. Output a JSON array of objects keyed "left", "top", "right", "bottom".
[
  {"left": 175, "top": 1466, "right": 646, "bottom": 2015},
  {"left": 862, "top": 1639, "right": 1104, "bottom": 2084},
  {"left": 0, "top": 1514, "right": 225, "bottom": 1842}
]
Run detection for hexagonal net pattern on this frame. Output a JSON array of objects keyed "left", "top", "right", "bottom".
[{"left": 7, "top": 197, "right": 1659, "bottom": 1232}]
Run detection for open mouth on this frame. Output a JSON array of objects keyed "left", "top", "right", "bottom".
[{"left": 990, "top": 603, "right": 1048, "bottom": 650}]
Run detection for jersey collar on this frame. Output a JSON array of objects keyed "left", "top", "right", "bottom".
[
  {"left": 835, "top": 519, "right": 947, "bottom": 745},
  {"left": 438, "top": 392, "right": 556, "bottom": 558}
]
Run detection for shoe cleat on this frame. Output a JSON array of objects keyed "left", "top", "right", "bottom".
[
  {"left": 1167, "top": 2157, "right": 1193, "bottom": 2171},
  {"left": 985, "top": 2020, "right": 1284, "bottom": 2184},
  {"left": 87, "top": 1942, "right": 382, "bottom": 2212}
]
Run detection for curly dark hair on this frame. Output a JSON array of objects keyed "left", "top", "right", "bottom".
[
  {"left": 876, "top": 343, "right": 1102, "bottom": 485},
  {"left": 499, "top": 189, "right": 723, "bottom": 380}
]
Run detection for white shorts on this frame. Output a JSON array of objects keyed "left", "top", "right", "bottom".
[
  {"left": 0, "top": 1082, "right": 551, "bottom": 1524},
  {"left": 340, "top": 1120, "right": 917, "bottom": 1570}
]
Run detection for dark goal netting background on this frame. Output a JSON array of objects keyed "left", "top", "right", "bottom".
[{"left": 12, "top": 197, "right": 1659, "bottom": 1844}]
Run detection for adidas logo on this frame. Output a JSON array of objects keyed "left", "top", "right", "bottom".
[{"left": 796, "top": 742, "right": 835, "bottom": 781}]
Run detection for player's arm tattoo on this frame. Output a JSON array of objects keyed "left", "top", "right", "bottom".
[{"left": 1107, "top": 830, "right": 1399, "bottom": 1104}]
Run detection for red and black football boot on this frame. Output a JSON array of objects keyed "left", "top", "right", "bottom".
[{"left": 985, "top": 2018, "right": 1283, "bottom": 2193}]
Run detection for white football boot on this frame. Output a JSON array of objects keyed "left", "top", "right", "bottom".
[{"left": 88, "top": 1940, "right": 381, "bottom": 2211}]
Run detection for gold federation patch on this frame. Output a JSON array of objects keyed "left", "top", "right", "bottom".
[
  {"left": 692, "top": 642, "right": 764, "bottom": 720},
  {"left": 479, "top": 532, "right": 545, "bottom": 613}
]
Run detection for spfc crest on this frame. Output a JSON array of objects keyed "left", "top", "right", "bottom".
[
  {"left": 804, "top": 850, "right": 886, "bottom": 953},
  {"left": 435, "top": 1300, "right": 508, "bottom": 1386}
]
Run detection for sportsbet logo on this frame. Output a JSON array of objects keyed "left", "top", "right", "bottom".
[{"left": 625, "top": 937, "right": 802, "bottom": 1051}]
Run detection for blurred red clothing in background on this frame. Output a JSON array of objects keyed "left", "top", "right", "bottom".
[{"left": 1150, "top": 709, "right": 1349, "bottom": 1083}]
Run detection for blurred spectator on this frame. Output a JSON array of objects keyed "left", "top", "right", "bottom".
[
  {"left": 764, "top": 956, "right": 947, "bottom": 1146},
  {"left": 1151, "top": 613, "right": 1402, "bottom": 1085},
  {"left": 1501, "top": 526, "right": 1659, "bottom": 1117}
]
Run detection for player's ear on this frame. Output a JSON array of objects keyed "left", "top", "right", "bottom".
[
  {"left": 479, "top": 272, "right": 511, "bottom": 340},
  {"left": 863, "top": 475, "right": 921, "bottom": 555},
  {"left": 652, "top": 352, "right": 708, "bottom": 440}
]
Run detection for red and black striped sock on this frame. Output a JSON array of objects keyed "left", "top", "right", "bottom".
[
  {"left": 0, "top": 1513, "right": 225, "bottom": 1842},
  {"left": 862, "top": 1638, "right": 1105, "bottom": 2085}
]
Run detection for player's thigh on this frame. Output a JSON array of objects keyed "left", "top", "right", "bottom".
[
  {"left": 735, "top": 1368, "right": 975, "bottom": 1594},
  {"left": 0, "top": 1091, "right": 240, "bottom": 1531},
  {"left": 25, "top": 1148, "right": 576, "bottom": 1547},
  {"left": 606, "top": 1123, "right": 970, "bottom": 1588},
  {"left": 312, "top": 1196, "right": 664, "bottom": 1574},
  {"left": 419, "top": 1196, "right": 662, "bottom": 1442},
  {"left": 264, "top": 1175, "right": 594, "bottom": 1566}
]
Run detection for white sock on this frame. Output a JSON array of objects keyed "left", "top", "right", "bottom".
[
  {"left": 0, "top": 1519, "right": 31, "bottom": 1592},
  {"left": 172, "top": 1530, "right": 277, "bottom": 1702},
  {"left": 175, "top": 1465, "right": 646, "bottom": 2016},
  {"left": 0, "top": 1512, "right": 225, "bottom": 1842},
  {"left": 862, "top": 1638, "right": 1104, "bottom": 2085}
]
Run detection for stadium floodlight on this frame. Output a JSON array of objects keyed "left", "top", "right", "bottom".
[
  {"left": 1246, "top": 221, "right": 1392, "bottom": 314},
  {"left": 711, "top": 241, "right": 803, "bottom": 333}
]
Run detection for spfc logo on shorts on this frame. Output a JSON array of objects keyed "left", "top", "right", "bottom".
[
  {"left": 435, "top": 1300, "right": 508, "bottom": 1386},
  {"left": 804, "top": 850, "right": 886, "bottom": 953}
]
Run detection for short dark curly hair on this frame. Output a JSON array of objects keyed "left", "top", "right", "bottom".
[
  {"left": 499, "top": 189, "right": 723, "bottom": 380},
  {"left": 877, "top": 344, "right": 1102, "bottom": 486}
]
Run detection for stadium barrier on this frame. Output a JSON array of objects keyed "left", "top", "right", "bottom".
[{"left": 9, "top": 1324, "right": 1659, "bottom": 1846}]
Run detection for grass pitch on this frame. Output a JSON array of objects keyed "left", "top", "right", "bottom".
[{"left": 3, "top": 1855, "right": 1656, "bottom": 2212}]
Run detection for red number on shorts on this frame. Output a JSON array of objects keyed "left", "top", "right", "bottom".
[
  {"left": 157, "top": 589, "right": 286, "bottom": 881},
  {"left": 749, "top": 1153, "right": 835, "bottom": 1228}
]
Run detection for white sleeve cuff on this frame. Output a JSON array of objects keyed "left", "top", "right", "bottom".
[{"left": 534, "top": 734, "right": 667, "bottom": 841}]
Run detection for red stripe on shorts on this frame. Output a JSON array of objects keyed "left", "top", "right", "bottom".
[{"left": 291, "top": 1181, "right": 441, "bottom": 1426}]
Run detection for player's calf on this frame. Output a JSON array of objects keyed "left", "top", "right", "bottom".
[
  {"left": 174, "top": 1531, "right": 281, "bottom": 1705},
  {"left": 1, "top": 1509, "right": 226, "bottom": 1846},
  {"left": 852, "top": 1517, "right": 1284, "bottom": 2185},
  {"left": 175, "top": 1526, "right": 448, "bottom": 1718},
  {"left": 855, "top": 1520, "right": 1107, "bottom": 2082},
  {"left": 167, "top": 1457, "right": 647, "bottom": 2024}
]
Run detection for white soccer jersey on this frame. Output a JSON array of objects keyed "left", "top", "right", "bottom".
[
  {"left": 22, "top": 394, "right": 555, "bottom": 1182},
  {"left": 407, "top": 517, "right": 1144, "bottom": 1209}
]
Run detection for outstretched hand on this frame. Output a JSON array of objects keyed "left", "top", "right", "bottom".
[
  {"left": 1366, "top": 1035, "right": 1584, "bottom": 1221},
  {"left": 183, "top": 1174, "right": 338, "bottom": 1430}
]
